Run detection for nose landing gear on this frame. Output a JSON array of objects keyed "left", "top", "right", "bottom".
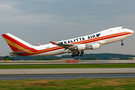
[{"left": 121, "top": 40, "right": 124, "bottom": 46}]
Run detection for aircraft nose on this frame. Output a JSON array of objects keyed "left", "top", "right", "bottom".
[{"left": 128, "top": 29, "right": 134, "bottom": 34}]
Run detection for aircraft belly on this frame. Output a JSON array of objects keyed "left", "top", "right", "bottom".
[{"left": 34, "top": 48, "right": 65, "bottom": 56}]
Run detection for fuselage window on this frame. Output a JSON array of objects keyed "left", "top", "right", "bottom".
[
  {"left": 70, "top": 40, "right": 73, "bottom": 43},
  {"left": 88, "top": 36, "right": 90, "bottom": 39},
  {"left": 82, "top": 37, "right": 85, "bottom": 40},
  {"left": 64, "top": 41, "right": 67, "bottom": 44}
]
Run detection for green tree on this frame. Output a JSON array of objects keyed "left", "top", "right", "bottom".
[
  {"left": 91, "top": 56, "right": 97, "bottom": 60},
  {"left": 4, "top": 56, "right": 14, "bottom": 60}
]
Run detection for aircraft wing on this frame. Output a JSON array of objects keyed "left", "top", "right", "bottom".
[
  {"left": 50, "top": 41, "right": 101, "bottom": 51},
  {"left": 50, "top": 41, "right": 74, "bottom": 48}
]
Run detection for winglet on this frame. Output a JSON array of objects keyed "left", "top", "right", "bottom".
[
  {"left": 50, "top": 41, "right": 57, "bottom": 45},
  {"left": 36, "top": 44, "right": 41, "bottom": 46}
]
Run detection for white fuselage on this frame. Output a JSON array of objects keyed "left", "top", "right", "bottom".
[{"left": 31, "top": 27, "right": 134, "bottom": 56}]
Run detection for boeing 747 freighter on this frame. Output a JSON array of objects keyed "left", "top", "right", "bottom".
[{"left": 2, "top": 27, "right": 134, "bottom": 57}]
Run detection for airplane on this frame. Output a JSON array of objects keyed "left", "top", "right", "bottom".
[{"left": 2, "top": 27, "right": 134, "bottom": 57}]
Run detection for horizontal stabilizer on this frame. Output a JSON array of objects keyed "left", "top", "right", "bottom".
[
  {"left": 11, "top": 52, "right": 28, "bottom": 54},
  {"left": 10, "top": 51, "right": 28, "bottom": 56}
]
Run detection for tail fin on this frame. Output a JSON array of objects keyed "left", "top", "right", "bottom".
[{"left": 2, "top": 33, "right": 33, "bottom": 52}]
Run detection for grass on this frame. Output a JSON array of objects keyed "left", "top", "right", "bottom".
[
  {"left": 0, "top": 78, "right": 135, "bottom": 90},
  {"left": 0, "top": 63, "right": 135, "bottom": 69},
  {"left": 0, "top": 63, "right": 133, "bottom": 69}
]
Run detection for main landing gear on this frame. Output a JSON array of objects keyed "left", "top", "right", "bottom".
[
  {"left": 121, "top": 40, "right": 124, "bottom": 46},
  {"left": 71, "top": 50, "right": 84, "bottom": 57}
]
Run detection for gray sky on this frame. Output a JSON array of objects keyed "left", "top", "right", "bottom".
[{"left": 0, "top": 0, "right": 135, "bottom": 56}]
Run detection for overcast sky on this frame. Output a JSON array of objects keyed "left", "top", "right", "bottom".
[{"left": 0, "top": 0, "right": 135, "bottom": 56}]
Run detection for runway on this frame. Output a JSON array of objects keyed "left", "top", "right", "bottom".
[
  {"left": 0, "top": 68, "right": 135, "bottom": 80},
  {"left": 0, "top": 68, "right": 135, "bottom": 75},
  {"left": 0, "top": 73, "right": 135, "bottom": 80},
  {"left": 1, "top": 60, "right": 135, "bottom": 65},
  {"left": 0, "top": 60, "right": 135, "bottom": 80}
]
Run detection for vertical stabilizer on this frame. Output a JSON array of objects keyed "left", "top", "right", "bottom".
[{"left": 2, "top": 33, "right": 33, "bottom": 52}]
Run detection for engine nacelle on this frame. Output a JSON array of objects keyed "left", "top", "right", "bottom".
[
  {"left": 72, "top": 44, "right": 86, "bottom": 51},
  {"left": 86, "top": 43, "right": 100, "bottom": 50}
]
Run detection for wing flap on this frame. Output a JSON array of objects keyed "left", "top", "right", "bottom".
[{"left": 50, "top": 41, "right": 74, "bottom": 48}]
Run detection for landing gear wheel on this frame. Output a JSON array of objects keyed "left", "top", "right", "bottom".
[
  {"left": 80, "top": 50, "right": 84, "bottom": 57},
  {"left": 80, "top": 54, "right": 83, "bottom": 57},
  {"left": 71, "top": 55, "right": 75, "bottom": 57},
  {"left": 76, "top": 52, "right": 80, "bottom": 57},
  {"left": 121, "top": 43, "right": 124, "bottom": 46},
  {"left": 76, "top": 54, "right": 79, "bottom": 57}
]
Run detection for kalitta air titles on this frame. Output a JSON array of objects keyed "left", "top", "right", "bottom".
[{"left": 59, "top": 33, "right": 101, "bottom": 44}]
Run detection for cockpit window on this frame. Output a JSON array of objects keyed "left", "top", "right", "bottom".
[{"left": 122, "top": 27, "right": 125, "bottom": 29}]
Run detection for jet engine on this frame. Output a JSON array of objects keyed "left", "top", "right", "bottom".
[
  {"left": 72, "top": 44, "right": 86, "bottom": 51},
  {"left": 86, "top": 43, "right": 100, "bottom": 50}
]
